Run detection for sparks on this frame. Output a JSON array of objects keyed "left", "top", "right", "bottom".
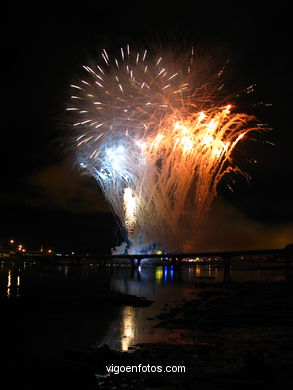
[
  {"left": 68, "top": 45, "right": 262, "bottom": 253},
  {"left": 123, "top": 188, "right": 137, "bottom": 234}
]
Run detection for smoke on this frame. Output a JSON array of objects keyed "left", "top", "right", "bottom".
[{"left": 183, "top": 198, "right": 293, "bottom": 251}]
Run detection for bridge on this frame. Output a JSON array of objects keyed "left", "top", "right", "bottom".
[{"left": 3, "top": 245, "right": 292, "bottom": 282}]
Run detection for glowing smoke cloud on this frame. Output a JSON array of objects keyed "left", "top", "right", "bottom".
[{"left": 67, "top": 45, "right": 262, "bottom": 253}]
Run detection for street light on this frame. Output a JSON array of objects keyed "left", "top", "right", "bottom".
[{"left": 9, "top": 240, "right": 15, "bottom": 253}]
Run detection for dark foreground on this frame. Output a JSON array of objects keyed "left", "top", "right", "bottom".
[{"left": 1, "top": 279, "right": 293, "bottom": 389}]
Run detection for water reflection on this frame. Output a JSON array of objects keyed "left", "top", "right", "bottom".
[
  {"left": 196, "top": 264, "right": 200, "bottom": 277},
  {"left": 154, "top": 266, "right": 163, "bottom": 283},
  {"left": 121, "top": 306, "right": 136, "bottom": 351},
  {"left": 1, "top": 261, "right": 292, "bottom": 354},
  {"left": 164, "top": 265, "right": 168, "bottom": 283},
  {"left": 154, "top": 265, "right": 175, "bottom": 284},
  {"left": 7, "top": 269, "right": 11, "bottom": 297},
  {"left": 208, "top": 264, "right": 212, "bottom": 277},
  {"left": 5, "top": 268, "right": 22, "bottom": 297},
  {"left": 17, "top": 274, "right": 20, "bottom": 296},
  {"left": 1, "top": 263, "right": 290, "bottom": 301}
]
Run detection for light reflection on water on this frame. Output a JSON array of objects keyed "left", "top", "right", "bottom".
[
  {"left": 121, "top": 306, "right": 136, "bottom": 351},
  {"left": 7, "top": 269, "right": 11, "bottom": 297},
  {"left": 3, "top": 268, "right": 22, "bottom": 298},
  {"left": 98, "top": 263, "right": 290, "bottom": 351},
  {"left": 0, "top": 261, "right": 291, "bottom": 353}
]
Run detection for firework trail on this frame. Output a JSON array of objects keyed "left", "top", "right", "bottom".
[{"left": 67, "top": 45, "right": 261, "bottom": 253}]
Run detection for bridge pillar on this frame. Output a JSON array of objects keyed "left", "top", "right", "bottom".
[
  {"left": 130, "top": 258, "right": 141, "bottom": 268},
  {"left": 223, "top": 256, "right": 231, "bottom": 283}
]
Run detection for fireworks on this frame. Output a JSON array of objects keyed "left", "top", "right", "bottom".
[{"left": 68, "top": 45, "right": 261, "bottom": 253}]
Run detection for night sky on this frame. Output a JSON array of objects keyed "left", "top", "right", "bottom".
[{"left": 1, "top": 4, "right": 292, "bottom": 253}]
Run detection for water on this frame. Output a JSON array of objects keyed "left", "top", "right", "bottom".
[{"left": 0, "top": 260, "right": 290, "bottom": 357}]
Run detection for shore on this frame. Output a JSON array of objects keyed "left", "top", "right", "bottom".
[
  {"left": 102, "top": 278, "right": 293, "bottom": 389},
  {"left": 2, "top": 276, "right": 293, "bottom": 389}
]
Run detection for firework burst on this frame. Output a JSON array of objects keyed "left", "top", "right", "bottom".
[{"left": 67, "top": 45, "right": 262, "bottom": 253}]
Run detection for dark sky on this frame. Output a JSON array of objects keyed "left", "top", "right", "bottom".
[{"left": 1, "top": 4, "right": 293, "bottom": 252}]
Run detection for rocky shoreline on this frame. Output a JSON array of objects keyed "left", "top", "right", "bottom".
[{"left": 2, "top": 279, "right": 293, "bottom": 389}]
